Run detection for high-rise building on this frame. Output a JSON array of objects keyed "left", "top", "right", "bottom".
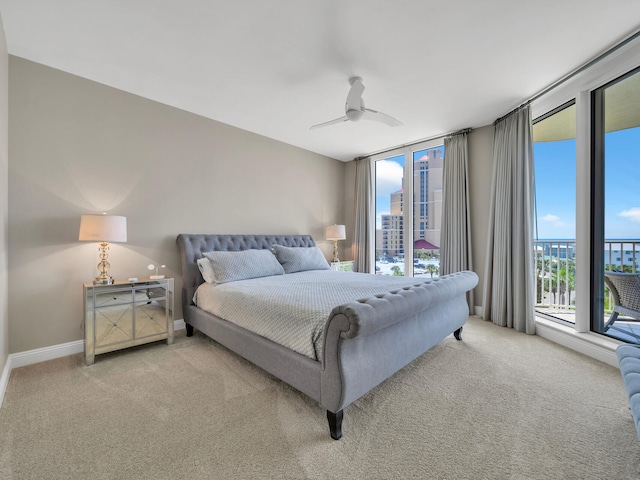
[
  {"left": 377, "top": 148, "right": 443, "bottom": 258},
  {"left": 414, "top": 149, "right": 443, "bottom": 248}
]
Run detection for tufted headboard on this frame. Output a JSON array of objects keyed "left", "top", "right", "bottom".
[{"left": 176, "top": 234, "right": 316, "bottom": 321}]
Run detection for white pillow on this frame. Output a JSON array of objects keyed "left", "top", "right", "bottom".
[
  {"left": 272, "top": 245, "right": 330, "bottom": 273},
  {"left": 201, "top": 249, "right": 285, "bottom": 284},
  {"left": 197, "top": 257, "right": 216, "bottom": 284}
]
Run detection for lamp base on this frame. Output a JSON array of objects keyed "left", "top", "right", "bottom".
[
  {"left": 150, "top": 275, "right": 165, "bottom": 279},
  {"left": 93, "top": 276, "right": 113, "bottom": 285}
]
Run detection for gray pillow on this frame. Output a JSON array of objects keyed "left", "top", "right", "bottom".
[
  {"left": 202, "top": 249, "right": 285, "bottom": 284},
  {"left": 273, "top": 245, "right": 330, "bottom": 273}
]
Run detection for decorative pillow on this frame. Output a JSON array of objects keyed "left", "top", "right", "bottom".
[
  {"left": 197, "top": 257, "right": 217, "bottom": 284},
  {"left": 273, "top": 245, "right": 330, "bottom": 273},
  {"left": 201, "top": 249, "right": 285, "bottom": 284}
]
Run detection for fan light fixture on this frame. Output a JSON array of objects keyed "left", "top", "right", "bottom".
[{"left": 311, "top": 77, "right": 402, "bottom": 129}]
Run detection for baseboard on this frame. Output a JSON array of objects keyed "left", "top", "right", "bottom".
[
  {"left": 9, "top": 339, "right": 85, "bottom": 369},
  {"left": 0, "top": 319, "right": 186, "bottom": 410},
  {"left": 0, "top": 357, "right": 10, "bottom": 409}
]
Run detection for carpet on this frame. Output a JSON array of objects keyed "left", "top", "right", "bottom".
[{"left": 1, "top": 317, "right": 639, "bottom": 479}]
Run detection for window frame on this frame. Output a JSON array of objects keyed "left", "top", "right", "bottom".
[
  {"left": 531, "top": 35, "right": 640, "bottom": 337},
  {"left": 372, "top": 137, "right": 445, "bottom": 277}
]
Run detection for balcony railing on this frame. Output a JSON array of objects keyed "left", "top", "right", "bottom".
[{"left": 534, "top": 239, "right": 640, "bottom": 320}]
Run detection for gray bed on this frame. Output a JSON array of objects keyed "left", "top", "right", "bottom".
[{"left": 177, "top": 234, "right": 478, "bottom": 439}]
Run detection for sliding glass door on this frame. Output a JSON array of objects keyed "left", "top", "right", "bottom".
[
  {"left": 592, "top": 67, "right": 640, "bottom": 342},
  {"left": 533, "top": 102, "right": 577, "bottom": 323}
]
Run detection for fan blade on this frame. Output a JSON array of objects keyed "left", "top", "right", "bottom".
[
  {"left": 310, "top": 116, "right": 349, "bottom": 130},
  {"left": 346, "top": 77, "right": 365, "bottom": 112},
  {"left": 362, "top": 108, "right": 403, "bottom": 127}
]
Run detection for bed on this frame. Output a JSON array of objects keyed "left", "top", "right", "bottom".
[{"left": 177, "top": 234, "right": 478, "bottom": 439}]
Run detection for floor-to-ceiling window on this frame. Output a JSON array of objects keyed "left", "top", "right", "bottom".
[
  {"left": 533, "top": 102, "right": 577, "bottom": 323},
  {"left": 531, "top": 36, "right": 640, "bottom": 349},
  {"left": 374, "top": 143, "right": 444, "bottom": 277},
  {"left": 592, "top": 67, "right": 640, "bottom": 343}
]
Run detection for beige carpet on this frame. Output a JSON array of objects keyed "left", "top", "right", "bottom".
[{"left": 1, "top": 317, "right": 639, "bottom": 479}]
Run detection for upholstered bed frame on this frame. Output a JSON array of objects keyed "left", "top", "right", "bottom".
[{"left": 177, "top": 234, "right": 478, "bottom": 439}]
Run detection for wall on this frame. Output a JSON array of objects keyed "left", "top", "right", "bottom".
[
  {"left": 0, "top": 16, "right": 8, "bottom": 375},
  {"left": 8, "top": 56, "right": 345, "bottom": 354},
  {"left": 467, "top": 125, "right": 494, "bottom": 313}
]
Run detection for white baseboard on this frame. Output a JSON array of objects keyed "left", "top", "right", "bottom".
[
  {"left": 9, "top": 339, "right": 85, "bottom": 369},
  {"left": 0, "top": 319, "right": 185, "bottom": 410},
  {"left": 0, "top": 357, "right": 10, "bottom": 410}
]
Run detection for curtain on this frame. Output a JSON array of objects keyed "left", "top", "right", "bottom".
[
  {"left": 482, "top": 105, "right": 536, "bottom": 333},
  {"left": 441, "top": 131, "right": 474, "bottom": 313},
  {"left": 352, "top": 157, "right": 374, "bottom": 273}
]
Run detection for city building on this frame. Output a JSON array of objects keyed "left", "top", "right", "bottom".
[{"left": 377, "top": 148, "right": 443, "bottom": 258}]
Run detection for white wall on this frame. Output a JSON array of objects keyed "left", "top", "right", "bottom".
[{"left": 8, "top": 56, "right": 345, "bottom": 354}]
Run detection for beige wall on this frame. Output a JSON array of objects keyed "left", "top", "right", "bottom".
[
  {"left": 467, "top": 125, "right": 494, "bottom": 313},
  {"left": 8, "top": 56, "right": 345, "bottom": 354},
  {"left": 0, "top": 17, "right": 8, "bottom": 373}
]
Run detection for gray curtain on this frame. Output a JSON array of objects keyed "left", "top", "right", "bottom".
[
  {"left": 352, "top": 157, "right": 374, "bottom": 273},
  {"left": 482, "top": 105, "right": 536, "bottom": 334},
  {"left": 441, "top": 131, "right": 474, "bottom": 313}
]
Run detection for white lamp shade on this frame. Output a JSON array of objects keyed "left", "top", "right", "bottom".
[
  {"left": 326, "top": 224, "right": 346, "bottom": 241},
  {"left": 78, "top": 215, "right": 127, "bottom": 243}
]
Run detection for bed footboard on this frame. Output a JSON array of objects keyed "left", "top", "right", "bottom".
[{"left": 320, "top": 271, "right": 478, "bottom": 438}]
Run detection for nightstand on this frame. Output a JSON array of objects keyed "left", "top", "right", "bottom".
[
  {"left": 83, "top": 277, "right": 174, "bottom": 365},
  {"left": 330, "top": 260, "right": 354, "bottom": 272}
]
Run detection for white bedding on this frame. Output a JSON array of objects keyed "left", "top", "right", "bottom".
[{"left": 193, "top": 270, "right": 436, "bottom": 361}]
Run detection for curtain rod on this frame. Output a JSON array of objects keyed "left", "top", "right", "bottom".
[
  {"left": 494, "top": 28, "right": 640, "bottom": 125},
  {"left": 355, "top": 127, "right": 471, "bottom": 161}
]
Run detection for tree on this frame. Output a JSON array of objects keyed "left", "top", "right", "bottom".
[
  {"left": 391, "top": 265, "right": 402, "bottom": 276},
  {"left": 559, "top": 260, "right": 576, "bottom": 306},
  {"left": 425, "top": 264, "right": 438, "bottom": 278}
]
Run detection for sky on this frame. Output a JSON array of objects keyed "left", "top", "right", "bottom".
[
  {"left": 535, "top": 126, "right": 640, "bottom": 239},
  {"left": 375, "top": 154, "right": 404, "bottom": 229}
]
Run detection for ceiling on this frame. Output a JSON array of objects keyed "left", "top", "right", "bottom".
[{"left": 1, "top": 0, "right": 640, "bottom": 162}]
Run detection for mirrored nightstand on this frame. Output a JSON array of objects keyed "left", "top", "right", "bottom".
[
  {"left": 83, "top": 277, "right": 174, "bottom": 365},
  {"left": 330, "top": 260, "right": 354, "bottom": 272}
]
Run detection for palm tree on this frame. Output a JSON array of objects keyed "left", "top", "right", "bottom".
[
  {"left": 391, "top": 265, "right": 402, "bottom": 276},
  {"left": 559, "top": 260, "right": 576, "bottom": 306},
  {"left": 425, "top": 264, "right": 438, "bottom": 277}
]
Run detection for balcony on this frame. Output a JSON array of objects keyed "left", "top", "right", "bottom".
[{"left": 535, "top": 239, "right": 640, "bottom": 344}]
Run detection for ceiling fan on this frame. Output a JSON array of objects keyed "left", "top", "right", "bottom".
[{"left": 310, "top": 76, "right": 403, "bottom": 129}]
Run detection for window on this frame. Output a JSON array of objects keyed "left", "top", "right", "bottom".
[
  {"left": 531, "top": 35, "right": 640, "bottom": 346},
  {"left": 592, "top": 67, "right": 640, "bottom": 342},
  {"left": 533, "top": 102, "right": 577, "bottom": 323},
  {"left": 374, "top": 144, "right": 443, "bottom": 277}
]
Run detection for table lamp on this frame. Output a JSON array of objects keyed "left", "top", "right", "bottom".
[
  {"left": 326, "top": 224, "right": 346, "bottom": 263},
  {"left": 79, "top": 214, "right": 127, "bottom": 284}
]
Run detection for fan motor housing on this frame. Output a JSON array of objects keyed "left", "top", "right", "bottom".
[{"left": 346, "top": 108, "right": 363, "bottom": 121}]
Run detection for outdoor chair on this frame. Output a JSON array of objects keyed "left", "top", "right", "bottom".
[{"left": 603, "top": 272, "right": 640, "bottom": 331}]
